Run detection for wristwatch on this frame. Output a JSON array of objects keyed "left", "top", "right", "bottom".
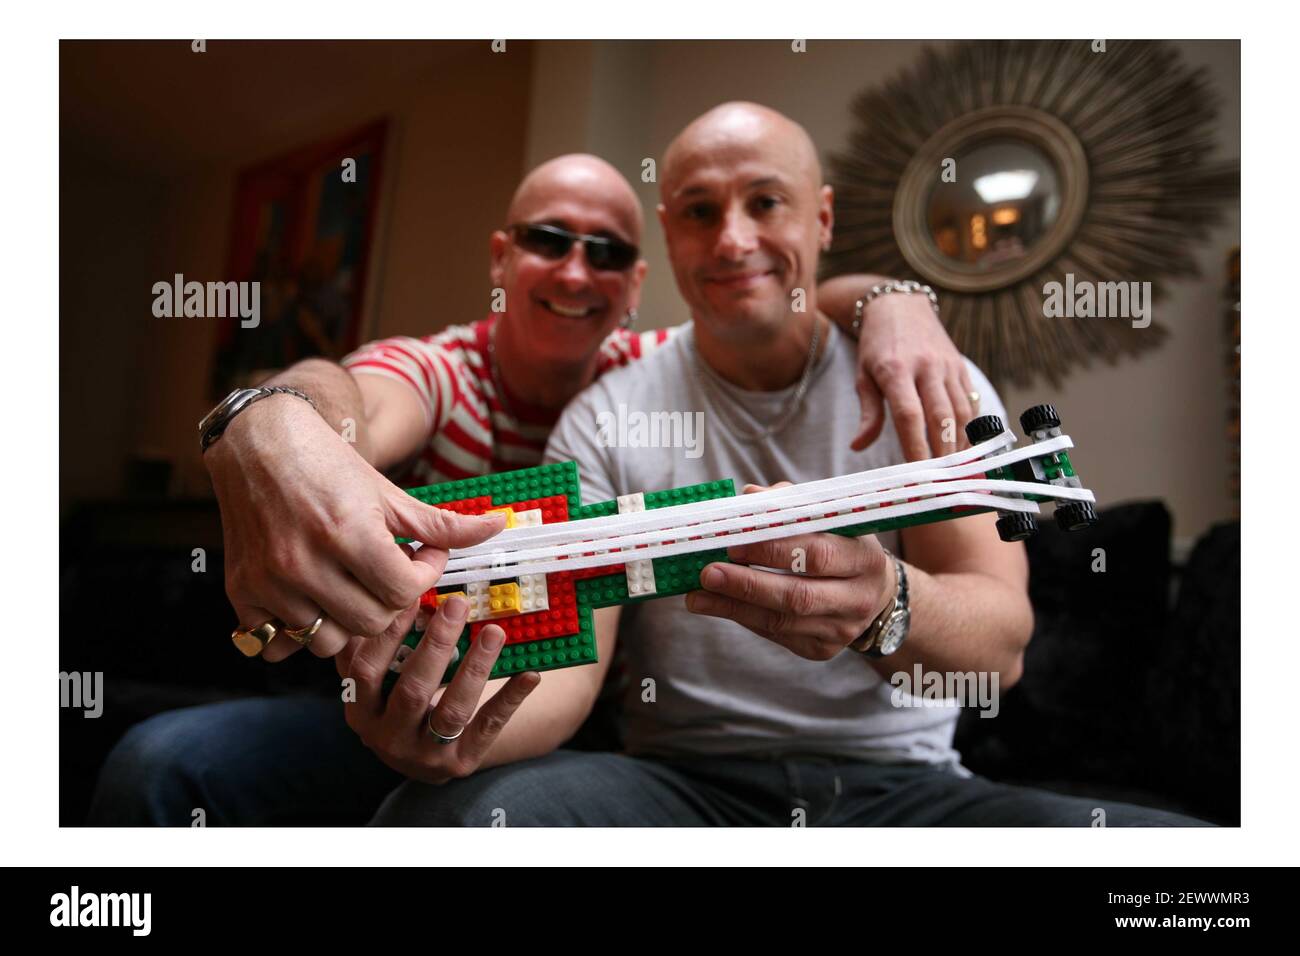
[
  {"left": 198, "top": 386, "right": 317, "bottom": 452},
  {"left": 850, "top": 550, "right": 911, "bottom": 657}
]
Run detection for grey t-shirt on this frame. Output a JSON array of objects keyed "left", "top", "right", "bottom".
[{"left": 543, "top": 321, "right": 1006, "bottom": 765}]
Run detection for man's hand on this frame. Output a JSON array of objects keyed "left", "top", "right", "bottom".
[
  {"left": 206, "top": 395, "right": 506, "bottom": 661},
  {"left": 335, "top": 595, "right": 541, "bottom": 784},
  {"left": 818, "top": 274, "right": 977, "bottom": 461},
  {"left": 683, "top": 483, "right": 896, "bottom": 660},
  {"left": 852, "top": 293, "right": 976, "bottom": 460}
]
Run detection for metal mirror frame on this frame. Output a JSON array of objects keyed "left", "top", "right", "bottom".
[{"left": 894, "top": 106, "right": 1089, "bottom": 294}]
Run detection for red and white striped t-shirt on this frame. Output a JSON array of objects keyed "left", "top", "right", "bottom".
[{"left": 342, "top": 316, "right": 672, "bottom": 486}]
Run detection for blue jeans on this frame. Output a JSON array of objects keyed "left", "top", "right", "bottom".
[
  {"left": 370, "top": 751, "right": 1211, "bottom": 826},
  {"left": 87, "top": 697, "right": 402, "bottom": 826},
  {"left": 89, "top": 698, "right": 1209, "bottom": 827}
]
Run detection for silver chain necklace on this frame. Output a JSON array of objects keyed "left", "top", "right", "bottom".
[{"left": 690, "top": 316, "right": 824, "bottom": 442}]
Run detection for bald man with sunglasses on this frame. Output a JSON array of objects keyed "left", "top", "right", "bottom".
[{"left": 89, "top": 152, "right": 975, "bottom": 825}]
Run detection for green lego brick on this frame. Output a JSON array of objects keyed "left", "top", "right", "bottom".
[
  {"left": 1041, "top": 450, "right": 1078, "bottom": 481},
  {"left": 573, "top": 499, "right": 618, "bottom": 520},
  {"left": 487, "top": 611, "right": 597, "bottom": 679},
  {"left": 575, "top": 573, "right": 629, "bottom": 608},
  {"left": 382, "top": 612, "right": 597, "bottom": 691},
  {"left": 833, "top": 505, "right": 995, "bottom": 538},
  {"left": 404, "top": 460, "right": 581, "bottom": 512},
  {"left": 644, "top": 478, "right": 736, "bottom": 510},
  {"left": 651, "top": 547, "right": 729, "bottom": 595}
]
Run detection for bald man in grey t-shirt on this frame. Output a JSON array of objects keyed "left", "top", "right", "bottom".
[
  {"left": 369, "top": 101, "right": 1205, "bottom": 826},
  {"left": 543, "top": 322, "right": 1002, "bottom": 767}
]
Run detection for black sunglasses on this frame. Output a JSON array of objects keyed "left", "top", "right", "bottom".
[{"left": 510, "top": 222, "right": 639, "bottom": 272}]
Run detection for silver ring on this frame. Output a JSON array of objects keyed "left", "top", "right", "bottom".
[
  {"left": 428, "top": 711, "right": 464, "bottom": 745},
  {"left": 968, "top": 391, "right": 981, "bottom": 406}
]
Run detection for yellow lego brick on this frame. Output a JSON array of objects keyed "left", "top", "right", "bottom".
[
  {"left": 435, "top": 591, "right": 467, "bottom": 607},
  {"left": 486, "top": 582, "right": 521, "bottom": 617},
  {"left": 485, "top": 507, "right": 517, "bottom": 529}
]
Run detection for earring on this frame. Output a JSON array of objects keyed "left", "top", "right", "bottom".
[{"left": 622, "top": 309, "right": 637, "bottom": 330}]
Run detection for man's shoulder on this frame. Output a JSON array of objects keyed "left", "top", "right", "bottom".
[{"left": 584, "top": 324, "right": 689, "bottom": 405}]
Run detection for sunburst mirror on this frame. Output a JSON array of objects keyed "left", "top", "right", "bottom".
[{"left": 824, "top": 40, "right": 1238, "bottom": 386}]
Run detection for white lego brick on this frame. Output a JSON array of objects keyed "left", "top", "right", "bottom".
[
  {"left": 617, "top": 492, "right": 656, "bottom": 595},
  {"left": 466, "top": 580, "right": 491, "bottom": 623},
  {"left": 513, "top": 508, "right": 544, "bottom": 528},
  {"left": 613, "top": 494, "right": 644, "bottom": 515},
  {"left": 626, "top": 559, "right": 657, "bottom": 597},
  {"left": 516, "top": 572, "right": 549, "bottom": 612}
]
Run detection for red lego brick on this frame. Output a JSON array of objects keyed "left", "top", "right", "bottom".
[
  {"left": 570, "top": 563, "right": 625, "bottom": 580},
  {"left": 472, "top": 570, "right": 580, "bottom": 644},
  {"left": 497, "top": 493, "right": 569, "bottom": 523},
  {"left": 432, "top": 496, "right": 493, "bottom": 516}
]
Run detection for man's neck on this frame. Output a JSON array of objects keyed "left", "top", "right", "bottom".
[
  {"left": 694, "top": 311, "right": 827, "bottom": 391},
  {"left": 492, "top": 316, "right": 604, "bottom": 411}
]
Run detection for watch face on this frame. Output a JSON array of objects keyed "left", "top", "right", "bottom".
[
  {"left": 200, "top": 388, "right": 257, "bottom": 435},
  {"left": 877, "top": 608, "right": 911, "bottom": 655}
]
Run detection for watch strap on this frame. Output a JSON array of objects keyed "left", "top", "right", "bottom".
[{"left": 199, "top": 385, "right": 317, "bottom": 452}]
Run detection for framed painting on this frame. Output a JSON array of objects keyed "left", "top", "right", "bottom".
[{"left": 211, "top": 119, "right": 388, "bottom": 394}]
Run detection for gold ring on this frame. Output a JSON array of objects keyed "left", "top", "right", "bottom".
[
  {"left": 283, "top": 615, "right": 324, "bottom": 647},
  {"left": 968, "top": 391, "right": 981, "bottom": 406},
  {"left": 231, "top": 619, "right": 280, "bottom": 657}
]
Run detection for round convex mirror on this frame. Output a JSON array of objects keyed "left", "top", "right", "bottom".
[
  {"left": 892, "top": 106, "right": 1089, "bottom": 294},
  {"left": 925, "top": 138, "right": 1062, "bottom": 271}
]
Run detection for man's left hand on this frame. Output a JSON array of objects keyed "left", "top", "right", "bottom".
[{"left": 851, "top": 292, "right": 977, "bottom": 461}]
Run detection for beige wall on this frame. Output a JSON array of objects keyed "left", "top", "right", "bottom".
[
  {"left": 63, "top": 40, "right": 1240, "bottom": 546},
  {"left": 61, "top": 42, "right": 534, "bottom": 505},
  {"left": 525, "top": 40, "right": 1240, "bottom": 545}
]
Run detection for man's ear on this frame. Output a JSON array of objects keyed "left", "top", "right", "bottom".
[
  {"left": 626, "top": 258, "right": 649, "bottom": 312},
  {"left": 656, "top": 202, "right": 669, "bottom": 239},
  {"left": 818, "top": 184, "right": 835, "bottom": 251},
  {"left": 489, "top": 229, "right": 510, "bottom": 288}
]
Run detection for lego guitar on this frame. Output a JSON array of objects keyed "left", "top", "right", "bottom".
[{"left": 385, "top": 405, "right": 1097, "bottom": 686}]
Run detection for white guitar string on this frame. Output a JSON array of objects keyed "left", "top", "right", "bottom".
[
  {"left": 435, "top": 490, "right": 1049, "bottom": 587},
  {"left": 443, "top": 434, "right": 1075, "bottom": 568},
  {"left": 441, "top": 475, "right": 1092, "bottom": 577},
  {"left": 447, "top": 431, "right": 1059, "bottom": 561}
]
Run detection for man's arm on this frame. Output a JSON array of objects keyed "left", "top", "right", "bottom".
[
  {"left": 818, "top": 273, "right": 978, "bottom": 460},
  {"left": 205, "top": 349, "right": 503, "bottom": 662},
  {"left": 884, "top": 515, "right": 1032, "bottom": 685}
]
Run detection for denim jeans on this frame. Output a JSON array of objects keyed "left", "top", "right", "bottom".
[
  {"left": 89, "top": 697, "right": 1210, "bottom": 827},
  {"left": 87, "top": 697, "right": 402, "bottom": 826}
]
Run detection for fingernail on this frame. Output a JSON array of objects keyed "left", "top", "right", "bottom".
[
  {"left": 480, "top": 626, "right": 505, "bottom": 651},
  {"left": 443, "top": 595, "right": 469, "bottom": 623},
  {"left": 701, "top": 567, "right": 724, "bottom": 589}
]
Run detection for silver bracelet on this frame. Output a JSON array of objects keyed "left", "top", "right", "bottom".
[{"left": 851, "top": 280, "right": 941, "bottom": 335}]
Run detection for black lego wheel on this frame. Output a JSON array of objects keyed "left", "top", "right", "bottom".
[
  {"left": 966, "top": 414, "right": 1005, "bottom": 446},
  {"left": 1019, "top": 404, "right": 1061, "bottom": 435},
  {"left": 1055, "top": 500, "right": 1099, "bottom": 532},
  {"left": 996, "top": 512, "right": 1038, "bottom": 542}
]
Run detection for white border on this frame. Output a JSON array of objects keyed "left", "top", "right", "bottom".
[{"left": 5, "top": 1, "right": 1288, "bottom": 868}]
